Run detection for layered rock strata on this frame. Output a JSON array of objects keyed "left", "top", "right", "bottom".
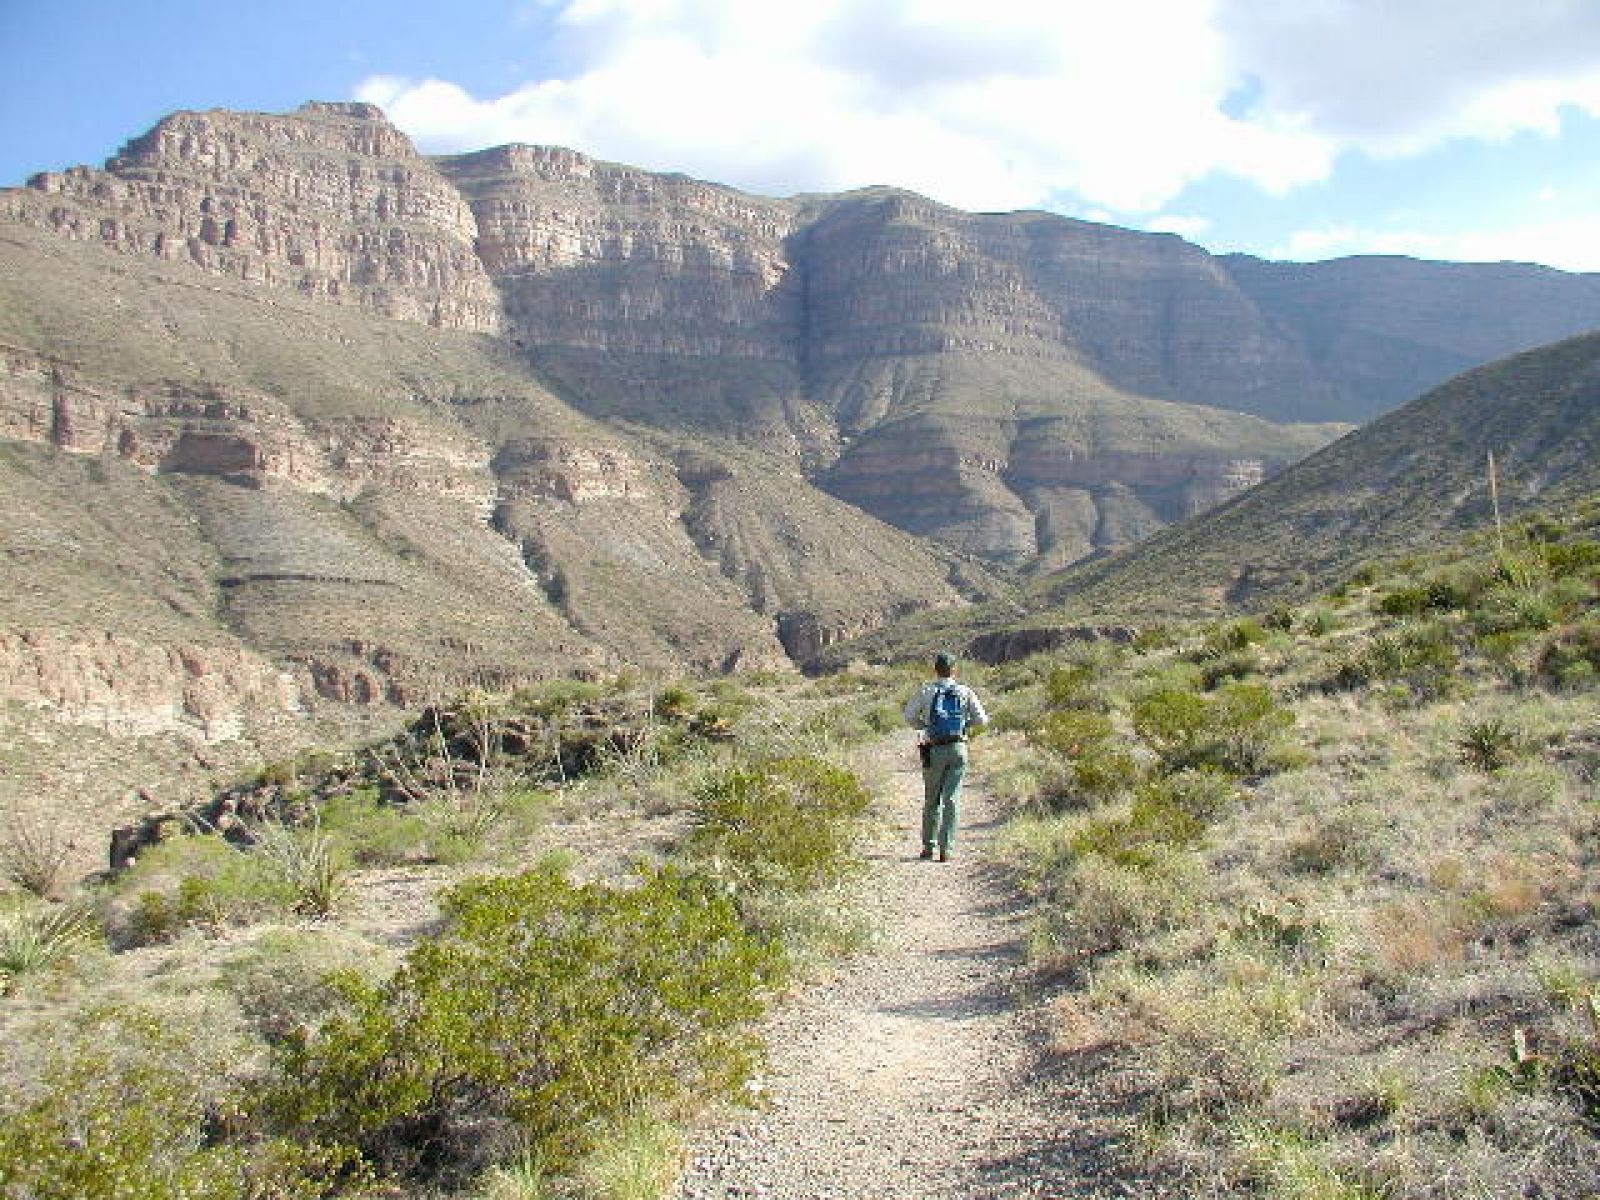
[{"left": 2, "top": 103, "right": 501, "bottom": 331}]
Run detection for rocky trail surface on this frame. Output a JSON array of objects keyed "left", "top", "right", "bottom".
[{"left": 676, "top": 746, "right": 1165, "bottom": 1200}]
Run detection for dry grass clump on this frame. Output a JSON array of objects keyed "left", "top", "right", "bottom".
[{"left": 994, "top": 513, "right": 1600, "bottom": 1198}]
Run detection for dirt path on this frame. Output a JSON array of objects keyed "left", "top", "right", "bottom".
[{"left": 676, "top": 747, "right": 1151, "bottom": 1200}]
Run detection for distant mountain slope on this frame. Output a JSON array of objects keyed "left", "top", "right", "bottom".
[
  {"left": 819, "top": 332, "right": 1600, "bottom": 666},
  {"left": 5, "top": 100, "right": 1600, "bottom": 718},
  {"left": 1019, "top": 330, "right": 1600, "bottom": 621},
  {"left": 1222, "top": 254, "right": 1600, "bottom": 421}
]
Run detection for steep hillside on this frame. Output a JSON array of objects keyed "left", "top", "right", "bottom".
[
  {"left": 1223, "top": 253, "right": 1600, "bottom": 421},
  {"left": 6, "top": 99, "right": 1600, "bottom": 734},
  {"left": 831, "top": 331, "right": 1600, "bottom": 664}
]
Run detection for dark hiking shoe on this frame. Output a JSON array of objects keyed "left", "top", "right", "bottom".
[
  {"left": 937, "top": 850, "right": 952, "bottom": 862},
  {"left": 919, "top": 847, "right": 934, "bottom": 860}
]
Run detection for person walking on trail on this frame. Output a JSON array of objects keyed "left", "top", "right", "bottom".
[{"left": 904, "top": 651, "right": 988, "bottom": 862}]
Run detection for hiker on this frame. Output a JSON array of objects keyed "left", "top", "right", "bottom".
[{"left": 904, "top": 651, "right": 988, "bottom": 862}]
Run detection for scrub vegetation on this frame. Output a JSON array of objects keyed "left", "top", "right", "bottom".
[
  {"left": 0, "top": 504, "right": 1594, "bottom": 1198},
  {"left": 988, "top": 504, "right": 1600, "bottom": 1198}
]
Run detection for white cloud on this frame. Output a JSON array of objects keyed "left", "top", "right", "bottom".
[
  {"left": 1216, "top": 0, "right": 1600, "bottom": 153},
  {"left": 1281, "top": 216, "right": 1600, "bottom": 272},
  {"left": 1145, "top": 214, "right": 1214, "bottom": 240},
  {"left": 356, "top": 0, "right": 1333, "bottom": 216},
  {"left": 356, "top": 0, "right": 1600, "bottom": 239}
]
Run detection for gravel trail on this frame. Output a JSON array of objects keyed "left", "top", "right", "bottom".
[{"left": 677, "top": 747, "right": 1153, "bottom": 1200}]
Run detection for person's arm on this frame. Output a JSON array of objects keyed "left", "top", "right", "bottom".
[
  {"left": 965, "top": 688, "right": 989, "bottom": 730},
  {"left": 904, "top": 684, "right": 929, "bottom": 728}
]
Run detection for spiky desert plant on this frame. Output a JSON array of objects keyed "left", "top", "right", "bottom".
[
  {"left": 1457, "top": 719, "right": 1520, "bottom": 773},
  {"left": 0, "top": 798, "right": 79, "bottom": 900},
  {"left": 250, "top": 820, "right": 347, "bottom": 918},
  {"left": 0, "top": 902, "right": 97, "bottom": 993}
]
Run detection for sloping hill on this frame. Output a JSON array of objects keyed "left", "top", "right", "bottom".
[
  {"left": 823, "top": 331, "right": 1600, "bottom": 663},
  {"left": 1031, "top": 330, "right": 1600, "bottom": 620}
]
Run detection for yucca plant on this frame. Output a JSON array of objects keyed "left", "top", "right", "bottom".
[
  {"left": 0, "top": 902, "right": 98, "bottom": 993},
  {"left": 1457, "top": 719, "right": 1520, "bottom": 772},
  {"left": 250, "top": 820, "right": 347, "bottom": 917}
]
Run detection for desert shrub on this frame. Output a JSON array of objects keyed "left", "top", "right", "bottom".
[
  {"left": 250, "top": 820, "right": 348, "bottom": 917},
  {"left": 1026, "top": 712, "right": 1142, "bottom": 808},
  {"left": 1029, "top": 848, "right": 1202, "bottom": 967},
  {"left": 268, "top": 863, "right": 782, "bottom": 1182},
  {"left": 1536, "top": 623, "right": 1600, "bottom": 688},
  {"left": 1200, "top": 650, "right": 1263, "bottom": 689},
  {"left": 1301, "top": 608, "right": 1339, "bottom": 637},
  {"left": 1542, "top": 538, "right": 1600, "bottom": 577},
  {"left": 0, "top": 799, "right": 79, "bottom": 900},
  {"left": 687, "top": 757, "right": 869, "bottom": 895},
  {"left": 218, "top": 928, "right": 400, "bottom": 1045},
  {"left": 1045, "top": 663, "right": 1102, "bottom": 710},
  {"left": 0, "top": 900, "right": 98, "bottom": 994},
  {"left": 513, "top": 678, "right": 606, "bottom": 719},
  {"left": 320, "top": 787, "right": 428, "bottom": 866},
  {"left": 0, "top": 1008, "right": 348, "bottom": 1199},
  {"left": 1200, "top": 619, "right": 1268, "bottom": 657},
  {"left": 1132, "top": 682, "right": 1296, "bottom": 776},
  {"left": 1457, "top": 720, "right": 1522, "bottom": 773},
  {"left": 1285, "top": 812, "right": 1375, "bottom": 875},
  {"left": 1334, "top": 623, "right": 1458, "bottom": 693},
  {"left": 1067, "top": 772, "right": 1233, "bottom": 869},
  {"left": 1030, "top": 710, "right": 1115, "bottom": 758},
  {"left": 651, "top": 682, "right": 697, "bottom": 721},
  {"left": 109, "top": 834, "right": 296, "bottom": 945},
  {"left": 1064, "top": 743, "right": 1144, "bottom": 807},
  {"left": 1263, "top": 605, "right": 1297, "bottom": 632}
]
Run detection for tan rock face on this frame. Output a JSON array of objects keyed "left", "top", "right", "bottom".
[
  {"left": 3, "top": 103, "right": 501, "bottom": 331},
  {"left": 0, "top": 629, "right": 300, "bottom": 740}
]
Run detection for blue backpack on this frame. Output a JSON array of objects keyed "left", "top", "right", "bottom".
[{"left": 927, "top": 684, "right": 966, "bottom": 742}]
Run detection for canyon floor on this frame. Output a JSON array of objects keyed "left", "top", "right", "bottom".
[{"left": 674, "top": 744, "right": 1173, "bottom": 1200}]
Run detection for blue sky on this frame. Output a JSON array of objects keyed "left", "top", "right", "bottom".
[{"left": 6, "top": 0, "right": 1600, "bottom": 270}]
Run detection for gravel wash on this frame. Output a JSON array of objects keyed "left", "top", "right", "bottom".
[{"left": 676, "top": 753, "right": 1169, "bottom": 1200}]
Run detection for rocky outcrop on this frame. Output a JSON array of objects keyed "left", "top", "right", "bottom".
[
  {"left": 2, "top": 103, "right": 501, "bottom": 331},
  {"left": 0, "top": 629, "right": 300, "bottom": 739}
]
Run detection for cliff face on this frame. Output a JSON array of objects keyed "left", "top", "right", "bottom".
[
  {"left": 2, "top": 102, "right": 502, "bottom": 331},
  {"left": 6, "top": 100, "right": 1600, "bottom": 740}
]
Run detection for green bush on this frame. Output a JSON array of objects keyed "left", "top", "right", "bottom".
[
  {"left": 688, "top": 757, "right": 869, "bottom": 894},
  {"left": 268, "top": 863, "right": 782, "bottom": 1181},
  {"left": 0, "top": 1009, "right": 349, "bottom": 1199},
  {"left": 1067, "top": 773, "right": 1233, "bottom": 870},
  {"left": 320, "top": 787, "right": 428, "bottom": 866},
  {"left": 1030, "top": 710, "right": 1115, "bottom": 758},
  {"left": 1536, "top": 623, "right": 1600, "bottom": 688},
  {"left": 111, "top": 835, "right": 296, "bottom": 945},
  {"left": 1458, "top": 720, "right": 1522, "bottom": 772},
  {"left": 1301, "top": 608, "right": 1338, "bottom": 637},
  {"left": 1131, "top": 682, "right": 1295, "bottom": 776},
  {"left": 1045, "top": 664, "right": 1103, "bottom": 710}
]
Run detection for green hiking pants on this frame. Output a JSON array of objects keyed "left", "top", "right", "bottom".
[{"left": 921, "top": 740, "right": 968, "bottom": 853}]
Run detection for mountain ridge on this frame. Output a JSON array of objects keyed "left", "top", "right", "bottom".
[{"left": 4, "top": 100, "right": 1600, "bottom": 743}]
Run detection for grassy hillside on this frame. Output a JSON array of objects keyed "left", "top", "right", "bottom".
[
  {"left": 975, "top": 505, "right": 1600, "bottom": 1196},
  {"left": 1, "top": 504, "right": 1593, "bottom": 1198}
]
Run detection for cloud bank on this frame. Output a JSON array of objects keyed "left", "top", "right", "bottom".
[{"left": 356, "top": 0, "right": 1600, "bottom": 264}]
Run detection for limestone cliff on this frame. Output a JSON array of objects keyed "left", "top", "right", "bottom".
[
  {"left": 5, "top": 99, "right": 1600, "bottom": 728},
  {"left": 2, "top": 102, "right": 501, "bottom": 331}
]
